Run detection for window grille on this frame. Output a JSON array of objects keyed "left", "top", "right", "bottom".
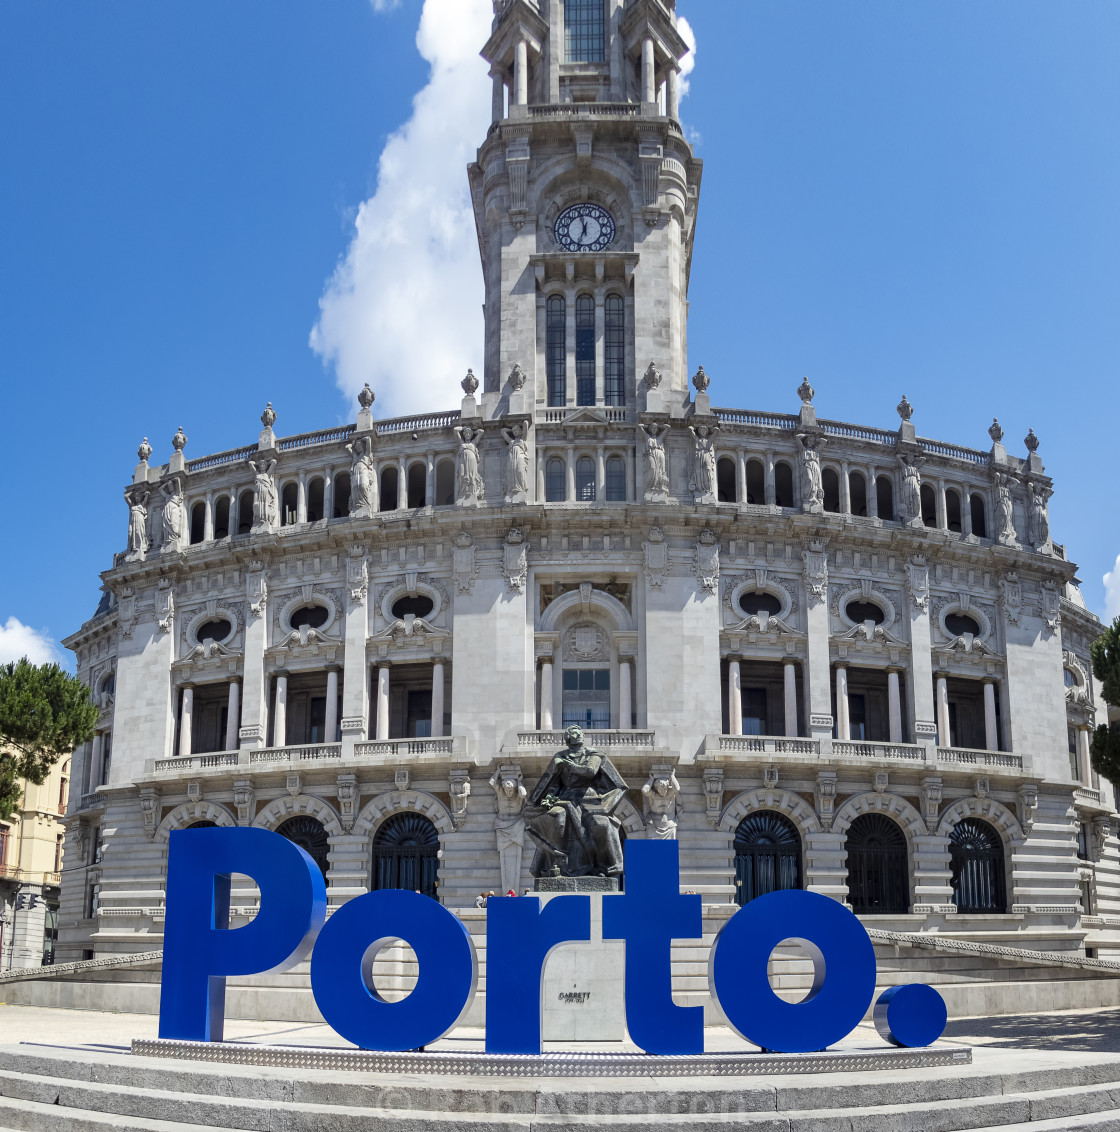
[
  {"left": 845, "top": 813, "right": 909, "bottom": 914},
  {"left": 733, "top": 811, "right": 802, "bottom": 906},
  {"left": 604, "top": 295, "right": 625, "bottom": 405},
  {"left": 949, "top": 818, "right": 1006, "bottom": 913},
  {"left": 371, "top": 813, "right": 440, "bottom": 899},
  {"left": 565, "top": 0, "right": 605, "bottom": 62},
  {"left": 546, "top": 296, "right": 566, "bottom": 406}
]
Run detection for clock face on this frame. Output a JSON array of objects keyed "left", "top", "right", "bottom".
[{"left": 554, "top": 203, "right": 616, "bottom": 253}]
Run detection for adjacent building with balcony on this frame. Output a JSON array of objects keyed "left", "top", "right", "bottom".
[{"left": 56, "top": 0, "right": 1118, "bottom": 979}]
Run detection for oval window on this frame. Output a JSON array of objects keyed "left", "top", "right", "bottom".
[
  {"left": 196, "top": 619, "right": 232, "bottom": 643},
  {"left": 290, "top": 606, "right": 329, "bottom": 631},
  {"left": 392, "top": 595, "right": 435, "bottom": 620},
  {"left": 739, "top": 591, "right": 782, "bottom": 617},
  {"left": 945, "top": 612, "right": 981, "bottom": 637},
  {"left": 845, "top": 600, "right": 885, "bottom": 625}
]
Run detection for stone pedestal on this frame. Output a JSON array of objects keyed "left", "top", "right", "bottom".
[
  {"left": 539, "top": 892, "right": 626, "bottom": 1042},
  {"left": 535, "top": 876, "right": 619, "bottom": 892}
]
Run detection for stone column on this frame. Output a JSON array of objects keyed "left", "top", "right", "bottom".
[
  {"left": 565, "top": 295, "right": 576, "bottom": 407},
  {"left": 539, "top": 659, "right": 554, "bottom": 730},
  {"left": 88, "top": 732, "right": 104, "bottom": 793},
  {"left": 935, "top": 479, "right": 946, "bottom": 530},
  {"left": 273, "top": 673, "right": 288, "bottom": 748},
  {"left": 594, "top": 295, "right": 605, "bottom": 406},
  {"left": 491, "top": 70, "right": 505, "bottom": 122},
  {"left": 398, "top": 455, "right": 407, "bottom": 507},
  {"left": 1078, "top": 726, "right": 1092, "bottom": 785},
  {"left": 867, "top": 467, "right": 879, "bottom": 518},
  {"left": 296, "top": 474, "right": 307, "bottom": 524},
  {"left": 736, "top": 451, "right": 748, "bottom": 506},
  {"left": 667, "top": 65, "right": 680, "bottom": 119},
  {"left": 224, "top": 680, "right": 241, "bottom": 752},
  {"left": 983, "top": 679, "right": 998, "bottom": 752},
  {"left": 425, "top": 452, "right": 435, "bottom": 507},
  {"left": 515, "top": 39, "right": 528, "bottom": 106},
  {"left": 887, "top": 668, "right": 903, "bottom": 744},
  {"left": 178, "top": 685, "right": 194, "bottom": 759},
  {"left": 962, "top": 492, "right": 973, "bottom": 537},
  {"left": 764, "top": 452, "right": 776, "bottom": 505},
  {"left": 840, "top": 463, "right": 851, "bottom": 514},
  {"left": 325, "top": 667, "right": 339, "bottom": 743},
  {"left": 596, "top": 445, "right": 606, "bottom": 502},
  {"left": 624, "top": 449, "right": 634, "bottom": 502},
  {"left": 727, "top": 659, "right": 742, "bottom": 736},
  {"left": 642, "top": 37, "right": 656, "bottom": 104},
  {"left": 618, "top": 658, "right": 632, "bottom": 730},
  {"left": 203, "top": 494, "right": 214, "bottom": 542},
  {"left": 783, "top": 659, "right": 799, "bottom": 738},
  {"left": 375, "top": 665, "right": 391, "bottom": 741},
  {"left": 565, "top": 448, "right": 575, "bottom": 500},
  {"left": 431, "top": 659, "right": 445, "bottom": 738},
  {"left": 935, "top": 673, "right": 951, "bottom": 748},
  {"left": 835, "top": 665, "right": 850, "bottom": 741},
  {"left": 536, "top": 447, "right": 545, "bottom": 501}
]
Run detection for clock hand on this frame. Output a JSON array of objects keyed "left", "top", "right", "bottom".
[{"left": 579, "top": 218, "right": 587, "bottom": 241}]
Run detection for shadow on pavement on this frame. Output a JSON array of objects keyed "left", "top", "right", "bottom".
[{"left": 944, "top": 1008, "right": 1120, "bottom": 1053}]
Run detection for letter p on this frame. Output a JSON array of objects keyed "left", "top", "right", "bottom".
[{"left": 159, "top": 827, "right": 326, "bottom": 1042}]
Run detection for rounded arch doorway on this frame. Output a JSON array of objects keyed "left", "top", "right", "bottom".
[
  {"left": 371, "top": 813, "right": 440, "bottom": 899},
  {"left": 276, "top": 815, "right": 330, "bottom": 879},
  {"left": 950, "top": 818, "right": 1007, "bottom": 913},
  {"left": 845, "top": 812, "right": 909, "bottom": 914},
  {"left": 733, "top": 810, "right": 802, "bottom": 906}
]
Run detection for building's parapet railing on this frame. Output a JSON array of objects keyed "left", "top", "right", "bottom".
[
  {"left": 354, "top": 738, "right": 457, "bottom": 760},
  {"left": 540, "top": 406, "right": 629, "bottom": 424},
  {"left": 152, "top": 751, "right": 240, "bottom": 774},
  {"left": 937, "top": 747, "right": 1023, "bottom": 770},
  {"left": 834, "top": 740, "right": 926, "bottom": 762},
  {"left": 43, "top": 871, "right": 61, "bottom": 886},
  {"left": 376, "top": 410, "right": 462, "bottom": 435},
  {"left": 185, "top": 444, "right": 258, "bottom": 474},
  {"left": 515, "top": 729, "right": 656, "bottom": 749},
  {"left": 277, "top": 424, "right": 356, "bottom": 452},
  {"left": 77, "top": 791, "right": 104, "bottom": 811},
  {"left": 0, "top": 948, "right": 164, "bottom": 985},
  {"left": 917, "top": 437, "right": 990, "bottom": 466},
  {"left": 1073, "top": 786, "right": 1105, "bottom": 806},
  {"left": 716, "top": 736, "right": 820, "bottom": 757},
  {"left": 713, "top": 408, "right": 798, "bottom": 430},
  {"left": 528, "top": 102, "right": 639, "bottom": 119},
  {"left": 817, "top": 419, "right": 898, "bottom": 445},
  {"left": 0, "top": 864, "right": 22, "bottom": 881},
  {"left": 866, "top": 928, "right": 1120, "bottom": 975},
  {"left": 248, "top": 743, "right": 342, "bottom": 765}
]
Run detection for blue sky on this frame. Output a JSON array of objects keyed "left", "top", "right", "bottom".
[{"left": 1, "top": 0, "right": 1117, "bottom": 667}]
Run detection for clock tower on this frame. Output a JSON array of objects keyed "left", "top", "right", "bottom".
[{"left": 471, "top": 0, "right": 699, "bottom": 417}]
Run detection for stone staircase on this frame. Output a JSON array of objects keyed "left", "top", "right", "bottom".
[{"left": 2, "top": 1043, "right": 1120, "bottom": 1131}]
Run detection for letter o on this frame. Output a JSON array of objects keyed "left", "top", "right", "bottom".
[
  {"left": 709, "top": 889, "right": 876, "bottom": 1053},
  {"left": 310, "top": 890, "right": 476, "bottom": 1051}
]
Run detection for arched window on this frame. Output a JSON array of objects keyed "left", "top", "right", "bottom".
[
  {"left": 733, "top": 810, "right": 802, "bottom": 906},
  {"left": 946, "top": 489, "right": 962, "bottom": 533},
  {"left": 189, "top": 502, "right": 205, "bottom": 544},
  {"left": 237, "top": 490, "right": 254, "bottom": 535},
  {"left": 546, "top": 296, "right": 566, "bottom": 407},
  {"left": 950, "top": 818, "right": 1006, "bottom": 914},
  {"left": 774, "top": 462, "right": 794, "bottom": 508},
  {"left": 970, "top": 493, "right": 987, "bottom": 538},
  {"left": 435, "top": 459, "right": 455, "bottom": 506},
  {"left": 407, "top": 463, "right": 426, "bottom": 508},
  {"left": 565, "top": 0, "right": 605, "bottom": 62},
  {"left": 546, "top": 457, "right": 566, "bottom": 502},
  {"left": 746, "top": 459, "right": 765, "bottom": 505},
  {"left": 822, "top": 468, "right": 841, "bottom": 513},
  {"left": 576, "top": 294, "right": 595, "bottom": 405},
  {"left": 604, "top": 294, "right": 625, "bottom": 406},
  {"left": 333, "top": 473, "right": 351, "bottom": 518},
  {"left": 845, "top": 813, "right": 908, "bottom": 914},
  {"left": 605, "top": 455, "right": 626, "bottom": 502},
  {"left": 716, "top": 457, "right": 737, "bottom": 503},
  {"left": 306, "top": 478, "right": 325, "bottom": 523},
  {"left": 920, "top": 483, "right": 937, "bottom": 527},
  {"left": 213, "top": 496, "right": 230, "bottom": 539},
  {"left": 379, "top": 466, "right": 399, "bottom": 511},
  {"left": 849, "top": 471, "right": 867, "bottom": 517},
  {"left": 576, "top": 456, "right": 596, "bottom": 501},
  {"left": 280, "top": 483, "right": 298, "bottom": 526},
  {"left": 876, "top": 475, "right": 895, "bottom": 521},
  {"left": 276, "top": 815, "right": 330, "bottom": 879},
  {"left": 185, "top": 820, "right": 217, "bottom": 830},
  {"left": 371, "top": 813, "right": 439, "bottom": 899}
]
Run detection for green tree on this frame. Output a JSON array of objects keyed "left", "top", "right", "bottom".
[
  {"left": 1089, "top": 617, "right": 1120, "bottom": 786},
  {"left": 0, "top": 659, "right": 97, "bottom": 822}
]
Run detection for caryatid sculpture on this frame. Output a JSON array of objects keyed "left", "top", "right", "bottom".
[
  {"left": 246, "top": 456, "right": 278, "bottom": 532},
  {"left": 453, "top": 425, "right": 485, "bottom": 506},
  {"left": 346, "top": 435, "right": 377, "bottom": 518},
  {"left": 993, "top": 471, "right": 1018, "bottom": 546},
  {"left": 525, "top": 725, "right": 628, "bottom": 880},
  {"left": 640, "top": 421, "right": 671, "bottom": 501},
  {"left": 125, "top": 486, "right": 149, "bottom": 560},
  {"left": 160, "top": 477, "right": 184, "bottom": 550},
  {"left": 500, "top": 419, "right": 531, "bottom": 503},
  {"left": 897, "top": 452, "right": 926, "bottom": 526},
  {"left": 1027, "top": 481, "right": 1051, "bottom": 550},
  {"left": 688, "top": 422, "right": 719, "bottom": 502},
  {"left": 642, "top": 768, "right": 681, "bottom": 840},
  {"left": 796, "top": 431, "right": 826, "bottom": 513},
  {"left": 489, "top": 765, "right": 527, "bottom": 894}
]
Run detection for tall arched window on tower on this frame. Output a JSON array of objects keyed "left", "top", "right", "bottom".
[
  {"left": 546, "top": 296, "right": 566, "bottom": 407},
  {"left": 576, "top": 295, "right": 595, "bottom": 406},
  {"left": 565, "top": 0, "right": 605, "bottom": 63},
  {"left": 604, "top": 294, "right": 625, "bottom": 406}
]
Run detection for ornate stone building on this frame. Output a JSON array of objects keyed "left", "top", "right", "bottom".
[{"left": 56, "top": 0, "right": 1118, "bottom": 987}]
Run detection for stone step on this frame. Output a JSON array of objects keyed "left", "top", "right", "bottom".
[
  {"left": 969, "top": 1118, "right": 1120, "bottom": 1132},
  {"left": 0, "top": 1094, "right": 238, "bottom": 1132}
]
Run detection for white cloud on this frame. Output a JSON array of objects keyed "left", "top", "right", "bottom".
[
  {"left": 677, "top": 15, "right": 697, "bottom": 99},
  {"left": 311, "top": 0, "right": 493, "bottom": 419},
  {"left": 1104, "top": 554, "right": 1120, "bottom": 622},
  {"left": 0, "top": 617, "right": 65, "bottom": 666}
]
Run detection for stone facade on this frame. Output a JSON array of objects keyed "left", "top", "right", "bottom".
[{"left": 56, "top": 0, "right": 1119, "bottom": 977}]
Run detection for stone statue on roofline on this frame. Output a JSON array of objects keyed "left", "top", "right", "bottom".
[{"left": 525, "top": 725, "right": 628, "bottom": 885}]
